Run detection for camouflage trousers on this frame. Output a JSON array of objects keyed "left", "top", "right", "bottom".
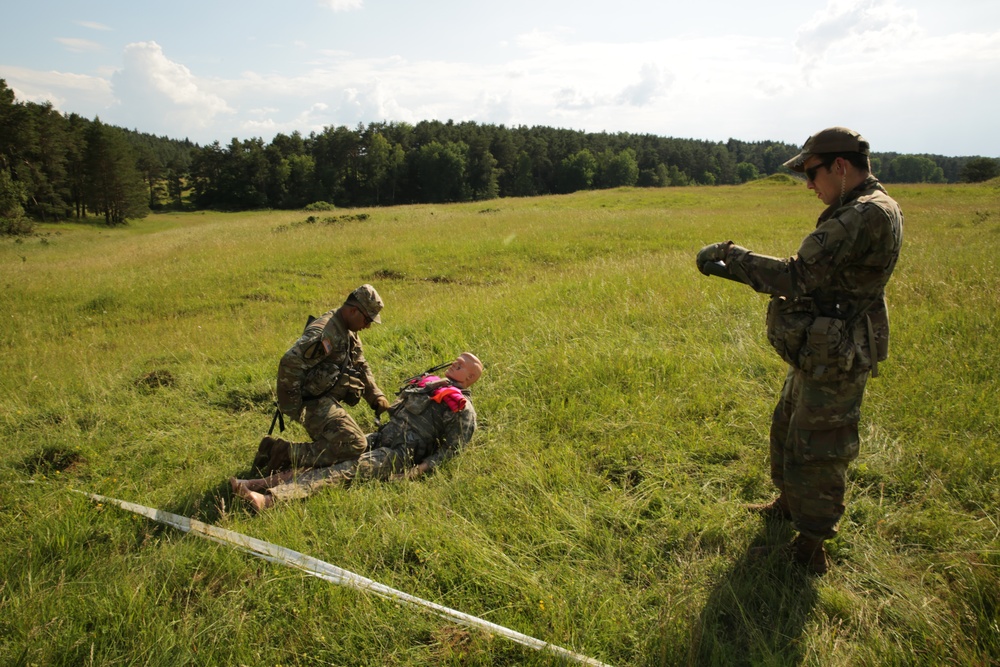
[
  {"left": 278, "top": 395, "right": 367, "bottom": 470},
  {"left": 769, "top": 365, "right": 869, "bottom": 541},
  {"left": 268, "top": 433, "right": 412, "bottom": 502}
]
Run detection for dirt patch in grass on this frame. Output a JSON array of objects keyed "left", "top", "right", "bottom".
[
  {"left": 134, "top": 369, "right": 176, "bottom": 390},
  {"left": 21, "top": 446, "right": 86, "bottom": 474}
]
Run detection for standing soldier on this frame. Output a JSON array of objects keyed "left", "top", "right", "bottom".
[
  {"left": 696, "top": 127, "right": 903, "bottom": 574},
  {"left": 254, "top": 284, "right": 391, "bottom": 473}
]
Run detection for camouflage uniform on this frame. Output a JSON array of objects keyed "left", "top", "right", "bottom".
[
  {"left": 272, "top": 305, "right": 387, "bottom": 469},
  {"left": 727, "top": 175, "right": 903, "bottom": 540},
  {"left": 267, "top": 380, "right": 477, "bottom": 502}
]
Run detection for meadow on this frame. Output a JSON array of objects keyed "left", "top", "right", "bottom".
[{"left": 1, "top": 177, "right": 998, "bottom": 666}]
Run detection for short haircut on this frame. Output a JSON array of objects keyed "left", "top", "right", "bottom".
[{"left": 816, "top": 152, "right": 870, "bottom": 174}]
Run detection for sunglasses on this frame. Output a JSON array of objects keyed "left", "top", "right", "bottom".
[{"left": 805, "top": 160, "right": 833, "bottom": 182}]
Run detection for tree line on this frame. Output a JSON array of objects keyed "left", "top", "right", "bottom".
[{"left": 2, "top": 78, "right": 998, "bottom": 231}]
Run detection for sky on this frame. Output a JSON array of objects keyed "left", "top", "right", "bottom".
[{"left": 3, "top": 0, "right": 999, "bottom": 157}]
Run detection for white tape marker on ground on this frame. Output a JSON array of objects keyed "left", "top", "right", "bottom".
[{"left": 76, "top": 490, "right": 612, "bottom": 667}]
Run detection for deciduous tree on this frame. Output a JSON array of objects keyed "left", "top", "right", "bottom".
[
  {"left": 961, "top": 157, "right": 1000, "bottom": 183},
  {"left": 888, "top": 155, "right": 945, "bottom": 183},
  {"left": 601, "top": 148, "right": 639, "bottom": 188}
]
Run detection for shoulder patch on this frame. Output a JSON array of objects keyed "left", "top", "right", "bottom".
[{"left": 811, "top": 231, "right": 828, "bottom": 247}]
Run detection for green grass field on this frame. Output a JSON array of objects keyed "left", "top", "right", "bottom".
[{"left": 1, "top": 178, "right": 998, "bottom": 666}]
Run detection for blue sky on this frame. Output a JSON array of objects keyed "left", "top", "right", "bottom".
[{"left": 3, "top": 0, "right": 999, "bottom": 156}]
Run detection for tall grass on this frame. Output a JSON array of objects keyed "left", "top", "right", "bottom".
[{"left": 1, "top": 179, "right": 998, "bottom": 665}]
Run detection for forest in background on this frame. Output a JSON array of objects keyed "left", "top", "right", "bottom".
[{"left": 2, "top": 78, "right": 999, "bottom": 230}]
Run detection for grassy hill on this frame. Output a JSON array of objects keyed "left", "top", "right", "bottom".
[{"left": 1, "top": 181, "right": 998, "bottom": 665}]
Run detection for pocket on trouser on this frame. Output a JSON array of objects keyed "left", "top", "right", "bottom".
[
  {"left": 297, "top": 401, "right": 366, "bottom": 467},
  {"left": 304, "top": 398, "right": 365, "bottom": 442},
  {"left": 769, "top": 369, "right": 798, "bottom": 487},
  {"left": 355, "top": 446, "right": 409, "bottom": 481},
  {"left": 789, "top": 370, "right": 868, "bottom": 432},
  {"left": 793, "top": 425, "right": 860, "bottom": 464},
  {"left": 788, "top": 457, "right": 850, "bottom": 541},
  {"left": 786, "top": 428, "right": 855, "bottom": 540}
]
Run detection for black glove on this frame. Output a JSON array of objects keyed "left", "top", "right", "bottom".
[{"left": 696, "top": 241, "right": 734, "bottom": 275}]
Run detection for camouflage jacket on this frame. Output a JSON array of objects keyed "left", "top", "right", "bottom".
[
  {"left": 729, "top": 176, "right": 903, "bottom": 361},
  {"left": 276, "top": 307, "right": 385, "bottom": 419},
  {"left": 378, "top": 381, "right": 477, "bottom": 472}
]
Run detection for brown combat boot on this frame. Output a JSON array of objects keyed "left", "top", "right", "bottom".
[
  {"left": 252, "top": 436, "right": 278, "bottom": 473},
  {"left": 265, "top": 439, "right": 293, "bottom": 474},
  {"left": 749, "top": 534, "right": 828, "bottom": 575},
  {"left": 745, "top": 495, "right": 792, "bottom": 521},
  {"left": 790, "top": 534, "right": 828, "bottom": 575}
]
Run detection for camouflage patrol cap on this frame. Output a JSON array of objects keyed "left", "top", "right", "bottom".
[
  {"left": 783, "top": 127, "right": 870, "bottom": 172},
  {"left": 346, "top": 284, "right": 383, "bottom": 324}
]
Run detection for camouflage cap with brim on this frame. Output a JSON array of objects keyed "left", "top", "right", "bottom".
[
  {"left": 346, "top": 284, "right": 384, "bottom": 323},
  {"left": 783, "top": 126, "right": 870, "bottom": 172}
]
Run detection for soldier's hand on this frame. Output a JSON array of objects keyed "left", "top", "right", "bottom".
[
  {"left": 375, "top": 396, "right": 391, "bottom": 415},
  {"left": 696, "top": 241, "right": 734, "bottom": 275}
]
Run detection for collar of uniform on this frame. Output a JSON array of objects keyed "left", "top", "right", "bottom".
[
  {"left": 818, "top": 176, "right": 882, "bottom": 222},
  {"left": 326, "top": 307, "right": 355, "bottom": 340}
]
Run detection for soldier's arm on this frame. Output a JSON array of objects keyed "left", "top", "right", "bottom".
[
  {"left": 727, "top": 211, "right": 862, "bottom": 297},
  {"left": 725, "top": 249, "right": 795, "bottom": 296},
  {"left": 352, "top": 339, "right": 388, "bottom": 409},
  {"left": 418, "top": 404, "right": 477, "bottom": 473}
]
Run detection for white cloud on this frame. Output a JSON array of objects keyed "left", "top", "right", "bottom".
[
  {"left": 475, "top": 90, "right": 518, "bottom": 126},
  {"left": 554, "top": 87, "right": 601, "bottom": 111},
  {"left": 110, "top": 41, "right": 234, "bottom": 135},
  {"left": 240, "top": 103, "right": 331, "bottom": 137},
  {"left": 224, "top": 69, "right": 420, "bottom": 139},
  {"left": 487, "top": 32, "right": 788, "bottom": 134},
  {"left": 76, "top": 21, "right": 112, "bottom": 31},
  {"left": 514, "top": 27, "right": 575, "bottom": 51},
  {"left": 615, "top": 63, "right": 674, "bottom": 107},
  {"left": 55, "top": 38, "right": 104, "bottom": 54},
  {"left": 2, "top": 66, "right": 114, "bottom": 116},
  {"left": 349, "top": 80, "right": 412, "bottom": 121},
  {"left": 795, "top": 0, "right": 920, "bottom": 61}
]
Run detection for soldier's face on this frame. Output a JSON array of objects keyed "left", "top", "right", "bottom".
[
  {"left": 803, "top": 157, "right": 840, "bottom": 206},
  {"left": 345, "top": 305, "right": 372, "bottom": 331}
]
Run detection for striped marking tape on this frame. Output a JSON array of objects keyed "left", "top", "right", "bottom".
[{"left": 76, "top": 490, "right": 612, "bottom": 667}]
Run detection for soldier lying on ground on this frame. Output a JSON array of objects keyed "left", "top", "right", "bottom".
[{"left": 232, "top": 353, "right": 483, "bottom": 512}]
